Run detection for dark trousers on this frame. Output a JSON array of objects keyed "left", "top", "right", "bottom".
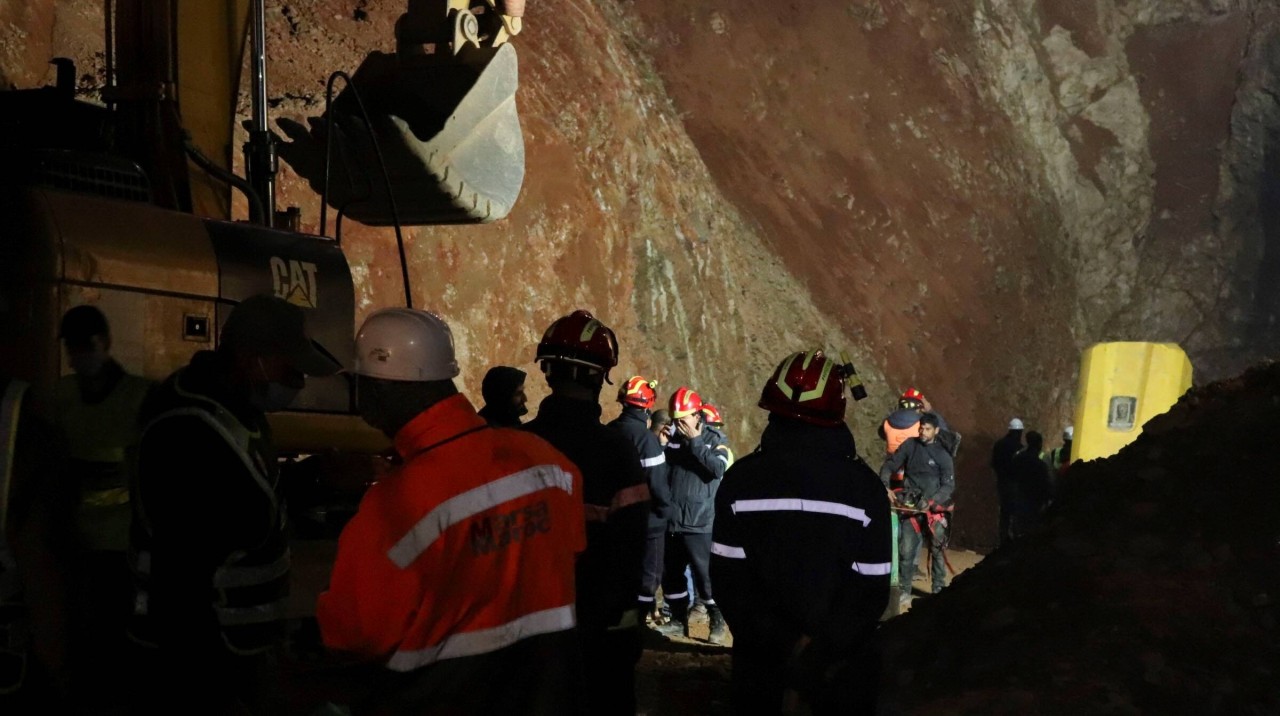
[
  {"left": 581, "top": 625, "right": 642, "bottom": 716},
  {"left": 997, "top": 479, "right": 1014, "bottom": 546},
  {"left": 137, "top": 643, "right": 284, "bottom": 715},
  {"left": 731, "top": 639, "right": 879, "bottom": 715},
  {"left": 71, "top": 550, "right": 135, "bottom": 710},
  {"left": 661, "top": 532, "right": 713, "bottom": 613},
  {"left": 639, "top": 531, "right": 665, "bottom": 607},
  {"left": 341, "top": 629, "right": 586, "bottom": 716},
  {"left": 899, "top": 515, "right": 948, "bottom": 594}
]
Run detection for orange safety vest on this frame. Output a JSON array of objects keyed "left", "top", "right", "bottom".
[
  {"left": 317, "top": 394, "right": 586, "bottom": 672},
  {"left": 883, "top": 418, "right": 918, "bottom": 490},
  {"left": 882, "top": 419, "right": 918, "bottom": 457}
]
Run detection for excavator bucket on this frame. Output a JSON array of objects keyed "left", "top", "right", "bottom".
[{"left": 278, "top": 42, "right": 523, "bottom": 226}]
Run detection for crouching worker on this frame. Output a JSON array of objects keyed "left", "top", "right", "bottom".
[
  {"left": 712, "top": 349, "right": 891, "bottom": 715},
  {"left": 317, "top": 309, "right": 587, "bottom": 715}
]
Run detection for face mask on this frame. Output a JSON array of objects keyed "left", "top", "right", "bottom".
[
  {"left": 250, "top": 358, "right": 301, "bottom": 413},
  {"left": 251, "top": 382, "right": 300, "bottom": 413},
  {"left": 69, "top": 350, "right": 108, "bottom": 377}
]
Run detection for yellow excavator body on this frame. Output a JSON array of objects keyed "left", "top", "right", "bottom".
[{"left": 1071, "top": 342, "right": 1194, "bottom": 463}]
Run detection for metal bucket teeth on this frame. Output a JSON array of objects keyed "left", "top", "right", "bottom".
[{"left": 279, "top": 43, "right": 524, "bottom": 227}]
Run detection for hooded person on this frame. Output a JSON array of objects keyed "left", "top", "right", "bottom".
[{"left": 477, "top": 365, "right": 528, "bottom": 427}]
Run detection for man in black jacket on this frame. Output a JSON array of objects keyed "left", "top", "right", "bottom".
[
  {"left": 991, "top": 417, "right": 1024, "bottom": 546},
  {"left": 660, "top": 386, "right": 731, "bottom": 644},
  {"left": 1008, "top": 430, "right": 1053, "bottom": 538},
  {"left": 880, "top": 413, "right": 956, "bottom": 599},
  {"left": 524, "top": 310, "right": 650, "bottom": 716},
  {"left": 712, "top": 349, "right": 890, "bottom": 715},
  {"left": 130, "top": 295, "right": 341, "bottom": 714},
  {"left": 607, "top": 376, "right": 671, "bottom": 618}
]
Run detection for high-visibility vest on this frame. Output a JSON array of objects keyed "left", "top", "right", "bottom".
[
  {"left": 129, "top": 374, "right": 289, "bottom": 656},
  {"left": 882, "top": 419, "right": 918, "bottom": 457},
  {"left": 318, "top": 394, "right": 586, "bottom": 672},
  {"left": 883, "top": 418, "right": 918, "bottom": 490},
  {"left": 54, "top": 372, "right": 152, "bottom": 552},
  {"left": 0, "top": 378, "right": 29, "bottom": 694}
]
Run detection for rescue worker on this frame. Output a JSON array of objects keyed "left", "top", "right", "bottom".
[
  {"left": 712, "top": 349, "right": 891, "bottom": 715},
  {"left": 129, "top": 294, "right": 341, "bottom": 714},
  {"left": 523, "top": 310, "right": 649, "bottom": 715},
  {"left": 650, "top": 409, "right": 672, "bottom": 446},
  {"left": 700, "top": 404, "right": 735, "bottom": 465},
  {"left": 660, "top": 387, "right": 731, "bottom": 644},
  {"left": 317, "top": 308, "right": 587, "bottom": 714},
  {"left": 1010, "top": 431, "right": 1054, "bottom": 539},
  {"left": 52, "top": 306, "right": 153, "bottom": 704},
  {"left": 878, "top": 393, "right": 926, "bottom": 494},
  {"left": 477, "top": 365, "right": 528, "bottom": 427},
  {"left": 992, "top": 417, "right": 1024, "bottom": 546},
  {"left": 879, "top": 413, "right": 955, "bottom": 601},
  {"left": 1047, "top": 425, "right": 1073, "bottom": 476},
  {"left": 607, "top": 376, "right": 672, "bottom": 618}
]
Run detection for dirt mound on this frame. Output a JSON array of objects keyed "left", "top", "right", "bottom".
[{"left": 879, "top": 363, "right": 1280, "bottom": 715}]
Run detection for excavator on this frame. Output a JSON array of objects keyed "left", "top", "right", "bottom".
[{"left": 0, "top": 0, "right": 526, "bottom": 627}]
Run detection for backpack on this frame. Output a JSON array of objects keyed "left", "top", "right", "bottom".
[{"left": 937, "top": 429, "right": 962, "bottom": 458}]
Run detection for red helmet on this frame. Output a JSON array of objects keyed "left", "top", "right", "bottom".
[
  {"left": 669, "top": 386, "right": 703, "bottom": 419},
  {"left": 618, "top": 375, "right": 658, "bottom": 409},
  {"left": 536, "top": 310, "right": 619, "bottom": 379},
  {"left": 758, "top": 349, "right": 848, "bottom": 427},
  {"left": 902, "top": 388, "right": 925, "bottom": 403},
  {"left": 700, "top": 404, "right": 724, "bottom": 427}
]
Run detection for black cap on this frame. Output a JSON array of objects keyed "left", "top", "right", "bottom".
[
  {"left": 59, "top": 305, "right": 110, "bottom": 347},
  {"left": 220, "top": 295, "right": 342, "bottom": 376}
]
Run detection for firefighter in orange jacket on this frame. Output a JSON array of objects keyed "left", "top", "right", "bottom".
[{"left": 317, "top": 308, "right": 588, "bottom": 715}]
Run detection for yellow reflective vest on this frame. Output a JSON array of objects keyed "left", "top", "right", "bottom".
[{"left": 54, "top": 370, "right": 153, "bottom": 552}]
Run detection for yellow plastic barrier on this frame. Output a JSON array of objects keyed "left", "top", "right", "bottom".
[{"left": 1071, "top": 342, "right": 1193, "bottom": 462}]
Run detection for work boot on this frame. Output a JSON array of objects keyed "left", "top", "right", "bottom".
[
  {"left": 655, "top": 601, "right": 689, "bottom": 637},
  {"left": 706, "top": 603, "right": 729, "bottom": 645},
  {"left": 688, "top": 601, "right": 709, "bottom": 624}
]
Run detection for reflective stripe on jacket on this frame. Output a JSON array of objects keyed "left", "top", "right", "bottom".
[
  {"left": 318, "top": 394, "right": 586, "bottom": 672},
  {"left": 130, "top": 370, "right": 289, "bottom": 656}
]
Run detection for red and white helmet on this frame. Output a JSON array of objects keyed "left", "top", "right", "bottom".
[
  {"left": 536, "top": 310, "right": 619, "bottom": 381},
  {"left": 758, "top": 349, "right": 848, "bottom": 427},
  {"left": 700, "top": 404, "right": 724, "bottom": 427},
  {"left": 618, "top": 375, "right": 658, "bottom": 409},
  {"left": 899, "top": 387, "right": 925, "bottom": 410},
  {"left": 669, "top": 386, "right": 703, "bottom": 419}
]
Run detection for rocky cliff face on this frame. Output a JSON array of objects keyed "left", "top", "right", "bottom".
[{"left": 4, "top": 0, "right": 1277, "bottom": 549}]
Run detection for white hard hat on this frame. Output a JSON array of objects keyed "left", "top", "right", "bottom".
[
  {"left": 1063, "top": 425, "right": 1074, "bottom": 440},
  {"left": 355, "top": 308, "right": 460, "bottom": 381},
  {"left": 1008, "top": 417, "right": 1025, "bottom": 430}
]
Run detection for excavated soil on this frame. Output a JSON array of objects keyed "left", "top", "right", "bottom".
[
  {"left": 636, "top": 365, "right": 1280, "bottom": 714},
  {"left": 878, "top": 363, "right": 1280, "bottom": 715}
]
